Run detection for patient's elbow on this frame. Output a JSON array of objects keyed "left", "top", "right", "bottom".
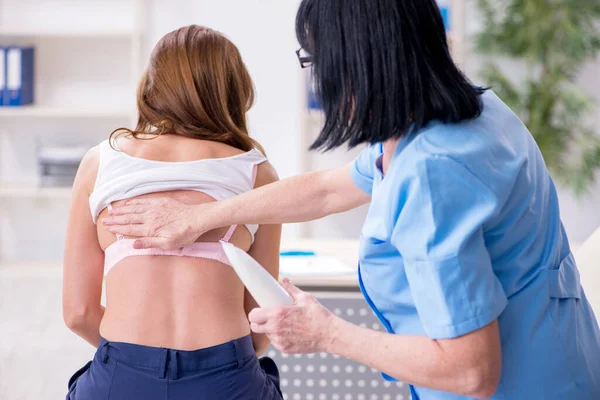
[
  {"left": 463, "top": 364, "right": 501, "bottom": 399},
  {"left": 63, "top": 305, "right": 92, "bottom": 332}
]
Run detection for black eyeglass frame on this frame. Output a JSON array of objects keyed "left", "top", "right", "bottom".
[{"left": 296, "top": 48, "right": 313, "bottom": 69}]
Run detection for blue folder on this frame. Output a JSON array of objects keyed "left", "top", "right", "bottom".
[{"left": 4, "top": 46, "right": 34, "bottom": 106}]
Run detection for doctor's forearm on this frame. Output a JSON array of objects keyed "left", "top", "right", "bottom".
[
  {"left": 326, "top": 319, "right": 500, "bottom": 399},
  {"left": 204, "top": 165, "right": 369, "bottom": 227}
]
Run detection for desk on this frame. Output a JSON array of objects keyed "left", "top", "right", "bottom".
[{"left": 280, "top": 239, "right": 359, "bottom": 291}]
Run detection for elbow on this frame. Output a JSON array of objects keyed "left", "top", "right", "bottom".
[
  {"left": 63, "top": 305, "right": 92, "bottom": 333},
  {"left": 463, "top": 364, "right": 501, "bottom": 399}
]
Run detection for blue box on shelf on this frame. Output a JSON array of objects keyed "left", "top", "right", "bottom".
[{"left": 3, "top": 46, "right": 34, "bottom": 106}]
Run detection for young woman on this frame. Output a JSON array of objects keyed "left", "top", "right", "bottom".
[
  {"left": 105, "top": 1, "right": 600, "bottom": 399},
  {"left": 63, "top": 25, "right": 282, "bottom": 400}
]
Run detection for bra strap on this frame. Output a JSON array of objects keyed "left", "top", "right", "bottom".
[
  {"left": 106, "top": 203, "right": 125, "bottom": 241},
  {"left": 221, "top": 225, "right": 237, "bottom": 242}
]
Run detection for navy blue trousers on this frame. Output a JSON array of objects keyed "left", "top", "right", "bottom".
[{"left": 66, "top": 335, "right": 282, "bottom": 400}]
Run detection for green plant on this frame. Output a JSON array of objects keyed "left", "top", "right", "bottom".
[{"left": 476, "top": 0, "right": 600, "bottom": 194}]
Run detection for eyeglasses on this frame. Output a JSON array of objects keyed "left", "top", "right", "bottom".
[{"left": 296, "top": 48, "right": 313, "bottom": 69}]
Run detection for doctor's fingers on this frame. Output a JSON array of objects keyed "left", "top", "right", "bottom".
[
  {"left": 250, "top": 322, "right": 271, "bottom": 334},
  {"left": 250, "top": 319, "right": 294, "bottom": 335},
  {"left": 248, "top": 307, "right": 289, "bottom": 325},
  {"left": 107, "top": 204, "right": 152, "bottom": 217},
  {"left": 103, "top": 214, "right": 145, "bottom": 226}
]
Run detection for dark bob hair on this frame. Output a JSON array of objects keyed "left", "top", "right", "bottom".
[{"left": 296, "top": 0, "right": 485, "bottom": 151}]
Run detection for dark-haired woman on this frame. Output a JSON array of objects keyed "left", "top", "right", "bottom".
[
  {"left": 105, "top": 1, "right": 600, "bottom": 399},
  {"left": 63, "top": 25, "right": 283, "bottom": 399}
]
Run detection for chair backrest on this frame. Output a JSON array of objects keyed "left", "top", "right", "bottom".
[{"left": 574, "top": 227, "right": 600, "bottom": 317}]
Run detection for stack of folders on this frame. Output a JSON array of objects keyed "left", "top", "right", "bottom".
[
  {"left": 38, "top": 145, "right": 88, "bottom": 187},
  {"left": 0, "top": 46, "right": 35, "bottom": 106}
]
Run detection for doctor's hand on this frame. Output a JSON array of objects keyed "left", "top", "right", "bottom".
[
  {"left": 103, "top": 198, "right": 215, "bottom": 249},
  {"left": 249, "top": 279, "right": 340, "bottom": 354}
]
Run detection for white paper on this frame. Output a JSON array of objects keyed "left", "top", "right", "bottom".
[
  {"left": 280, "top": 256, "right": 356, "bottom": 277},
  {"left": 7, "top": 48, "right": 21, "bottom": 90},
  {"left": 0, "top": 48, "right": 5, "bottom": 90}
]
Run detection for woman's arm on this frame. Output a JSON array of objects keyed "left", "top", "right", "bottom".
[
  {"left": 210, "top": 164, "right": 369, "bottom": 225},
  {"left": 62, "top": 146, "right": 106, "bottom": 347},
  {"left": 329, "top": 318, "right": 501, "bottom": 399},
  {"left": 243, "top": 162, "right": 282, "bottom": 355},
  {"left": 250, "top": 281, "right": 502, "bottom": 399},
  {"left": 104, "top": 164, "right": 370, "bottom": 249}
]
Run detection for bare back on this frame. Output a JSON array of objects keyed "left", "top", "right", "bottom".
[{"left": 68, "top": 134, "right": 280, "bottom": 351}]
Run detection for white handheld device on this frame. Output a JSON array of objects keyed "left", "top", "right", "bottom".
[{"left": 221, "top": 241, "right": 294, "bottom": 308}]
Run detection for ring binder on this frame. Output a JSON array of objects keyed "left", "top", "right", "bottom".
[{"left": 5, "top": 46, "right": 34, "bottom": 106}]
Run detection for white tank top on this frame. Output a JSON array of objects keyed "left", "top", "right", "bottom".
[{"left": 89, "top": 140, "right": 267, "bottom": 239}]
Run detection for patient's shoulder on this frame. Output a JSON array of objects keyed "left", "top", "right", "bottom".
[
  {"left": 253, "top": 161, "right": 279, "bottom": 188},
  {"left": 75, "top": 145, "right": 101, "bottom": 194}
]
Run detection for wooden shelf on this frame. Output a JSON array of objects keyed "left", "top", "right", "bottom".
[
  {"left": 0, "top": 26, "right": 135, "bottom": 38},
  {"left": 0, "top": 105, "right": 133, "bottom": 119},
  {"left": 0, "top": 185, "right": 72, "bottom": 199}
]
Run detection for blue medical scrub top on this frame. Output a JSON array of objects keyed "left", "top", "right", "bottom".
[{"left": 350, "top": 90, "right": 600, "bottom": 399}]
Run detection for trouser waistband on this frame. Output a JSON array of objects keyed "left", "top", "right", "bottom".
[{"left": 97, "top": 335, "right": 255, "bottom": 380}]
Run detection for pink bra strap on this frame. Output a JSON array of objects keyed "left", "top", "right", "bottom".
[
  {"left": 221, "top": 225, "right": 237, "bottom": 242},
  {"left": 106, "top": 203, "right": 125, "bottom": 241}
]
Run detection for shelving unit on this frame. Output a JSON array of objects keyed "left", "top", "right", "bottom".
[{"left": 0, "top": 0, "right": 145, "bottom": 262}]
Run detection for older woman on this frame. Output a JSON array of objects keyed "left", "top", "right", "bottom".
[{"left": 105, "top": 1, "right": 600, "bottom": 399}]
